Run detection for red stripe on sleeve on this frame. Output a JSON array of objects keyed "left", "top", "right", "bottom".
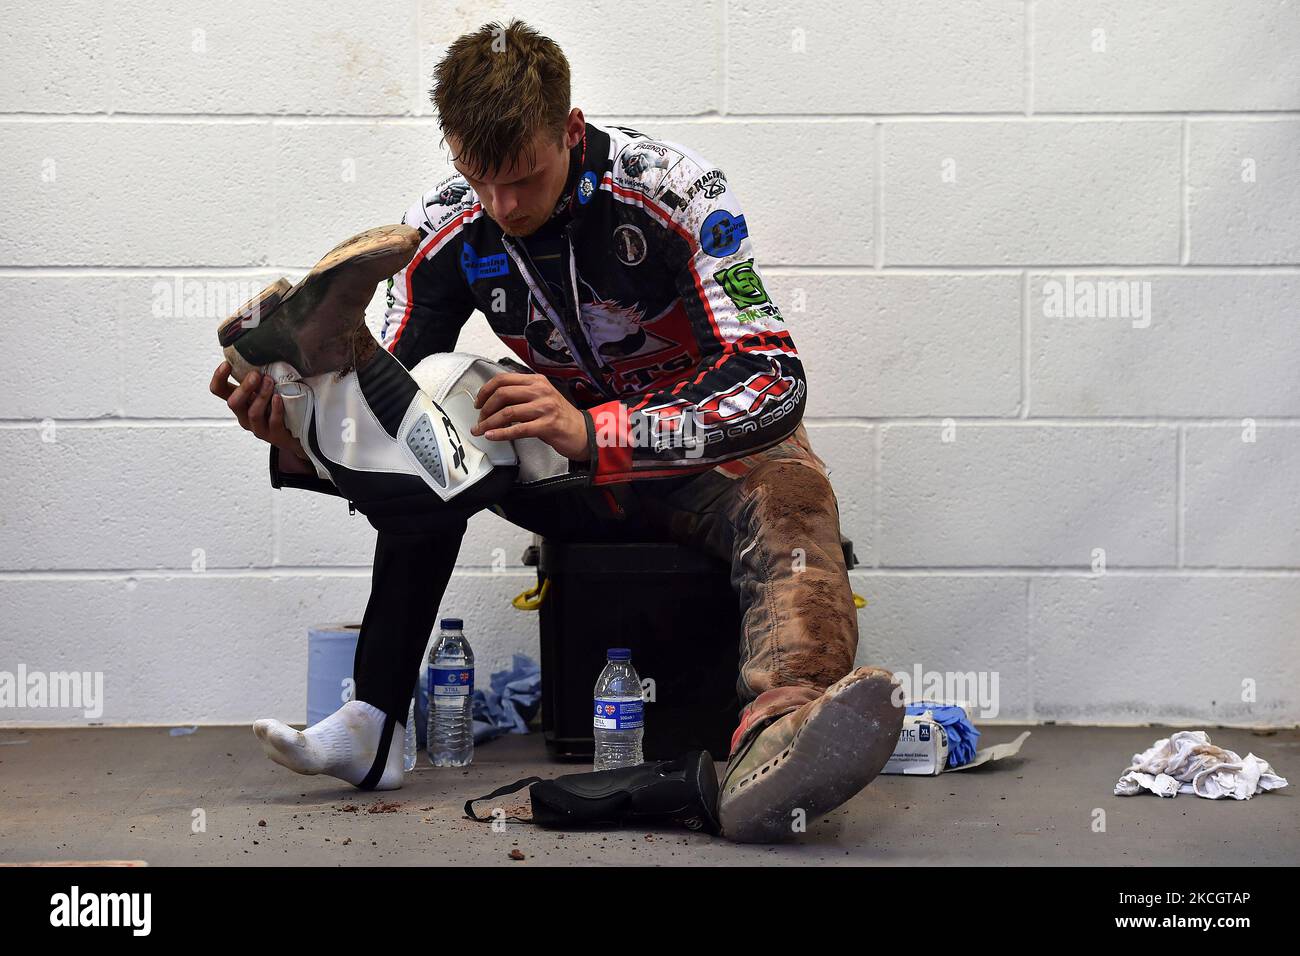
[{"left": 587, "top": 399, "right": 634, "bottom": 481}]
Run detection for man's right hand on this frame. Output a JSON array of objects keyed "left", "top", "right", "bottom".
[{"left": 209, "top": 361, "right": 313, "bottom": 473}]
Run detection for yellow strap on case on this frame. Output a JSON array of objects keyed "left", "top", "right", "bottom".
[{"left": 511, "top": 578, "right": 551, "bottom": 611}]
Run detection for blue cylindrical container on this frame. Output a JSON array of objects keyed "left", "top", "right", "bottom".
[{"left": 306, "top": 624, "right": 361, "bottom": 727}]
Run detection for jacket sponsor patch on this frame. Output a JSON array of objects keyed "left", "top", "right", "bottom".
[
  {"left": 713, "top": 259, "right": 770, "bottom": 308},
  {"left": 619, "top": 142, "right": 685, "bottom": 179},
  {"left": 460, "top": 242, "right": 508, "bottom": 283},
  {"left": 427, "top": 180, "right": 471, "bottom": 209},
  {"left": 714, "top": 259, "right": 783, "bottom": 323},
  {"left": 613, "top": 141, "right": 688, "bottom": 201},
  {"left": 686, "top": 169, "right": 727, "bottom": 201},
  {"left": 423, "top": 180, "right": 471, "bottom": 229},
  {"left": 613, "top": 223, "right": 647, "bottom": 265},
  {"left": 700, "top": 209, "right": 749, "bottom": 257},
  {"left": 735, "top": 303, "right": 783, "bottom": 324},
  {"left": 643, "top": 369, "right": 798, "bottom": 428}
]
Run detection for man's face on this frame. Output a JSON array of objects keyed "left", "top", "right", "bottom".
[{"left": 448, "top": 110, "right": 584, "bottom": 238}]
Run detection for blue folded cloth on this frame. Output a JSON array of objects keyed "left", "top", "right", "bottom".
[
  {"left": 416, "top": 653, "right": 541, "bottom": 748},
  {"left": 471, "top": 654, "right": 542, "bottom": 744},
  {"left": 905, "top": 700, "right": 981, "bottom": 768}
]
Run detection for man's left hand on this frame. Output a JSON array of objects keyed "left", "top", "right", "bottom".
[{"left": 471, "top": 372, "right": 590, "bottom": 462}]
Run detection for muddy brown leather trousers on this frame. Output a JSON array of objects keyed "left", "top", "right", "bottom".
[{"left": 353, "top": 422, "right": 859, "bottom": 756}]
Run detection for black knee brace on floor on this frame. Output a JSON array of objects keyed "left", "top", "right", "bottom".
[{"left": 464, "top": 751, "right": 722, "bottom": 835}]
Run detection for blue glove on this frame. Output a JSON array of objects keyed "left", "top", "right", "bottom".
[{"left": 905, "top": 700, "right": 981, "bottom": 767}]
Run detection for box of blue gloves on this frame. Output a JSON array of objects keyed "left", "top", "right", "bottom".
[{"left": 883, "top": 701, "right": 1030, "bottom": 775}]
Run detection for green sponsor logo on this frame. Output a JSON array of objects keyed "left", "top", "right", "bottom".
[
  {"left": 737, "top": 303, "right": 784, "bottom": 325},
  {"left": 713, "top": 259, "right": 770, "bottom": 309}
]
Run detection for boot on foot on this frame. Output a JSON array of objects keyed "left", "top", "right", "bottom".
[
  {"left": 218, "top": 224, "right": 419, "bottom": 379},
  {"left": 717, "top": 666, "right": 904, "bottom": 843}
]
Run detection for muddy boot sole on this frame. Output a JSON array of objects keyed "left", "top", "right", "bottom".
[
  {"left": 719, "top": 670, "right": 904, "bottom": 844},
  {"left": 218, "top": 224, "right": 420, "bottom": 378}
]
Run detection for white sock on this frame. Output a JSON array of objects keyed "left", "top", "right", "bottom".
[{"left": 253, "top": 700, "right": 404, "bottom": 791}]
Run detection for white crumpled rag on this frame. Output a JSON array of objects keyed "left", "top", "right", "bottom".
[{"left": 1114, "top": 730, "right": 1289, "bottom": 800}]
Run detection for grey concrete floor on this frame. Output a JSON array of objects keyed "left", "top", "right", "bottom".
[{"left": 0, "top": 725, "right": 1295, "bottom": 866}]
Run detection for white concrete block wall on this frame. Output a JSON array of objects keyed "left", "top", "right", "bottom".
[{"left": 2, "top": 1, "right": 1297, "bottom": 728}]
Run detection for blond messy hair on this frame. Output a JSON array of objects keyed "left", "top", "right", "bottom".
[{"left": 430, "top": 18, "right": 571, "bottom": 180}]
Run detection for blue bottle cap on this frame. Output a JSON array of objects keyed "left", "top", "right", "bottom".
[
  {"left": 441, "top": 617, "right": 464, "bottom": 630},
  {"left": 607, "top": 647, "right": 631, "bottom": 660}
]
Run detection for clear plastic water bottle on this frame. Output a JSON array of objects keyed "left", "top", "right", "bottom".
[
  {"left": 403, "top": 695, "right": 417, "bottom": 772},
  {"left": 426, "top": 617, "right": 474, "bottom": 767},
  {"left": 593, "top": 648, "right": 644, "bottom": 771}
]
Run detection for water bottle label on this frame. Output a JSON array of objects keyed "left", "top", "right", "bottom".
[
  {"left": 429, "top": 666, "right": 474, "bottom": 697},
  {"left": 593, "top": 698, "right": 644, "bottom": 730}
]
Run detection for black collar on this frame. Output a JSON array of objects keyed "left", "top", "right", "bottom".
[{"left": 551, "top": 121, "right": 609, "bottom": 223}]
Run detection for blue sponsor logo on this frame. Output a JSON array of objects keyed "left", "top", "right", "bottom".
[
  {"left": 461, "top": 242, "right": 508, "bottom": 283},
  {"left": 577, "top": 170, "right": 598, "bottom": 205},
  {"left": 700, "top": 209, "right": 748, "bottom": 257}
]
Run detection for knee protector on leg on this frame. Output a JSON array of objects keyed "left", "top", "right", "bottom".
[
  {"left": 272, "top": 349, "right": 579, "bottom": 512},
  {"left": 407, "top": 352, "right": 580, "bottom": 492}
]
